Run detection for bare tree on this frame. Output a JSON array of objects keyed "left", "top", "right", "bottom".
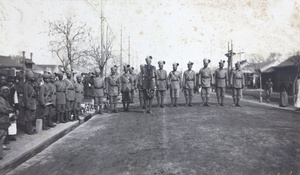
[
  {"left": 266, "top": 52, "right": 282, "bottom": 62},
  {"left": 84, "top": 34, "right": 115, "bottom": 75},
  {"left": 49, "top": 17, "right": 89, "bottom": 72}
]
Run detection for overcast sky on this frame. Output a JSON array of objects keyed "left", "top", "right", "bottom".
[{"left": 0, "top": 0, "right": 299, "bottom": 72}]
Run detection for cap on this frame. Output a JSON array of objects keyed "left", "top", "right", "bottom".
[
  {"left": 95, "top": 68, "right": 101, "bottom": 73},
  {"left": 26, "top": 70, "right": 35, "bottom": 79},
  {"left": 42, "top": 73, "right": 51, "bottom": 79},
  {"left": 158, "top": 61, "right": 165, "bottom": 65},
  {"left": 203, "top": 58, "right": 211, "bottom": 64},
  {"left": 172, "top": 63, "right": 179, "bottom": 67},
  {"left": 187, "top": 61, "right": 194, "bottom": 65}
]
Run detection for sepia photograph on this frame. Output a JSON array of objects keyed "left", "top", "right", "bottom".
[{"left": 0, "top": 0, "right": 300, "bottom": 174}]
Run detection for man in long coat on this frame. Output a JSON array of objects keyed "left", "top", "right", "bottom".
[{"left": 63, "top": 71, "right": 75, "bottom": 120}]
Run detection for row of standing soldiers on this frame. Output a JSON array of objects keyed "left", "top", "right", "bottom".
[
  {"left": 23, "top": 71, "right": 84, "bottom": 134},
  {"left": 91, "top": 56, "right": 245, "bottom": 115}
]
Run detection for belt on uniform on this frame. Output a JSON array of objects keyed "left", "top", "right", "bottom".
[
  {"left": 67, "top": 88, "right": 74, "bottom": 90},
  {"left": 217, "top": 77, "right": 225, "bottom": 79},
  {"left": 235, "top": 78, "right": 243, "bottom": 79},
  {"left": 57, "top": 90, "right": 64, "bottom": 92},
  {"left": 186, "top": 79, "right": 194, "bottom": 81},
  {"left": 110, "top": 85, "right": 118, "bottom": 87},
  {"left": 94, "top": 87, "right": 103, "bottom": 89},
  {"left": 76, "top": 91, "right": 83, "bottom": 93},
  {"left": 171, "top": 80, "right": 178, "bottom": 81},
  {"left": 202, "top": 77, "right": 210, "bottom": 79},
  {"left": 158, "top": 79, "right": 166, "bottom": 81}
]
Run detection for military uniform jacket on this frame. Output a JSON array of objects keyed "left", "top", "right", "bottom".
[
  {"left": 120, "top": 73, "right": 133, "bottom": 92},
  {"left": 75, "top": 82, "right": 84, "bottom": 103},
  {"left": 183, "top": 70, "right": 196, "bottom": 89},
  {"left": 92, "top": 76, "right": 105, "bottom": 97},
  {"left": 230, "top": 69, "right": 244, "bottom": 89},
  {"left": 63, "top": 78, "right": 75, "bottom": 101},
  {"left": 142, "top": 65, "right": 156, "bottom": 90},
  {"left": 23, "top": 82, "right": 37, "bottom": 110},
  {"left": 130, "top": 73, "right": 137, "bottom": 90},
  {"left": 40, "top": 83, "right": 52, "bottom": 106},
  {"left": 54, "top": 80, "right": 66, "bottom": 105},
  {"left": 49, "top": 83, "right": 56, "bottom": 106},
  {"left": 199, "top": 67, "right": 212, "bottom": 88},
  {"left": 168, "top": 71, "right": 182, "bottom": 90},
  {"left": 106, "top": 75, "right": 120, "bottom": 96},
  {"left": 214, "top": 68, "right": 228, "bottom": 88},
  {"left": 156, "top": 69, "right": 168, "bottom": 91}
]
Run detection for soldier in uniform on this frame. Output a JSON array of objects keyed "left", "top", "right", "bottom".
[
  {"left": 23, "top": 71, "right": 37, "bottom": 135},
  {"left": 63, "top": 71, "right": 75, "bottom": 121},
  {"left": 214, "top": 60, "right": 228, "bottom": 106},
  {"left": 142, "top": 56, "right": 157, "bottom": 114},
  {"left": 183, "top": 61, "right": 196, "bottom": 107},
  {"left": 54, "top": 72, "right": 66, "bottom": 123},
  {"left": 230, "top": 62, "right": 245, "bottom": 107},
  {"left": 74, "top": 75, "right": 84, "bottom": 120},
  {"left": 91, "top": 68, "right": 105, "bottom": 114},
  {"left": 49, "top": 74, "right": 57, "bottom": 123},
  {"left": 198, "top": 58, "right": 212, "bottom": 106},
  {"left": 106, "top": 66, "right": 120, "bottom": 113},
  {"left": 129, "top": 67, "right": 137, "bottom": 103},
  {"left": 137, "top": 64, "right": 145, "bottom": 109},
  {"left": 120, "top": 65, "right": 133, "bottom": 112},
  {"left": 156, "top": 61, "right": 168, "bottom": 108},
  {"left": 40, "top": 73, "right": 55, "bottom": 129},
  {"left": 168, "top": 63, "right": 182, "bottom": 107}
]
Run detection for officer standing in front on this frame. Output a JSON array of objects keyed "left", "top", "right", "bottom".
[
  {"left": 168, "top": 63, "right": 182, "bottom": 107},
  {"left": 74, "top": 75, "right": 84, "bottom": 120},
  {"left": 142, "top": 56, "right": 157, "bottom": 114},
  {"left": 54, "top": 72, "right": 66, "bottom": 123},
  {"left": 64, "top": 71, "right": 75, "bottom": 121},
  {"left": 198, "top": 58, "right": 212, "bottom": 106},
  {"left": 106, "top": 66, "right": 120, "bottom": 113},
  {"left": 156, "top": 61, "right": 168, "bottom": 108},
  {"left": 23, "top": 71, "right": 37, "bottom": 135},
  {"left": 39, "top": 73, "right": 55, "bottom": 129},
  {"left": 230, "top": 61, "right": 245, "bottom": 107},
  {"left": 214, "top": 60, "right": 228, "bottom": 106},
  {"left": 182, "top": 61, "right": 196, "bottom": 107},
  {"left": 91, "top": 68, "right": 105, "bottom": 114}
]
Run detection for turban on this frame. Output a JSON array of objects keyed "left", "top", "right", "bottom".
[
  {"left": 42, "top": 73, "right": 51, "bottom": 79},
  {"left": 172, "top": 63, "right": 179, "bottom": 67},
  {"left": 219, "top": 60, "right": 225, "bottom": 64},
  {"left": 187, "top": 61, "right": 194, "bottom": 65},
  {"left": 158, "top": 61, "right": 165, "bottom": 65},
  {"left": 26, "top": 71, "right": 34, "bottom": 79},
  {"left": 203, "top": 58, "right": 211, "bottom": 64}
]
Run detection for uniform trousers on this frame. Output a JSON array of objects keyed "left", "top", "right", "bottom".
[
  {"left": 184, "top": 89, "right": 193, "bottom": 98},
  {"left": 201, "top": 87, "right": 211, "bottom": 98},
  {"left": 233, "top": 88, "right": 242, "bottom": 98},
  {"left": 216, "top": 87, "right": 225, "bottom": 97}
]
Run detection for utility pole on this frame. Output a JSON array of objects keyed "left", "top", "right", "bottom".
[
  {"left": 100, "top": 0, "right": 104, "bottom": 76},
  {"left": 225, "top": 40, "right": 236, "bottom": 84},
  {"left": 22, "top": 51, "right": 26, "bottom": 83},
  {"left": 128, "top": 36, "right": 130, "bottom": 66},
  {"left": 120, "top": 26, "right": 122, "bottom": 74},
  {"left": 105, "top": 24, "right": 108, "bottom": 78}
]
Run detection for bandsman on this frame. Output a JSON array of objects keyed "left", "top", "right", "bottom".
[
  {"left": 120, "top": 65, "right": 133, "bottom": 112},
  {"left": 39, "top": 73, "right": 55, "bottom": 130},
  {"left": 23, "top": 71, "right": 37, "bottom": 135},
  {"left": 74, "top": 75, "right": 84, "bottom": 120},
  {"left": 137, "top": 64, "right": 145, "bottom": 109},
  {"left": 54, "top": 72, "right": 66, "bottom": 123},
  {"left": 183, "top": 61, "right": 196, "bottom": 107},
  {"left": 49, "top": 74, "right": 57, "bottom": 123},
  {"left": 63, "top": 71, "right": 75, "bottom": 121},
  {"left": 142, "top": 56, "right": 157, "bottom": 114},
  {"left": 92, "top": 68, "right": 105, "bottom": 114},
  {"left": 230, "top": 61, "right": 245, "bottom": 107},
  {"left": 156, "top": 61, "right": 168, "bottom": 108},
  {"left": 168, "top": 62, "right": 182, "bottom": 107},
  {"left": 198, "top": 58, "right": 212, "bottom": 106},
  {"left": 129, "top": 67, "right": 137, "bottom": 103},
  {"left": 106, "top": 66, "right": 120, "bottom": 113},
  {"left": 214, "top": 60, "right": 228, "bottom": 106}
]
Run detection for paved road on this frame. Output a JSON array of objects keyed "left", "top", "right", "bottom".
[{"left": 8, "top": 94, "right": 300, "bottom": 175}]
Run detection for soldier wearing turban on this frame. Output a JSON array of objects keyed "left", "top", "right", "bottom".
[
  {"left": 54, "top": 72, "right": 66, "bottom": 123},
  {"left": 183, "top": 61, "right": 196, "bottom": 107},
  {"left": 168, "top": 62, "right": 182, "bottom": 107},
  {"left": 214, "top": 60, "right": 228, "bottom": 106},
  {"left": 105, "top": 65, "right": 120, "bottom": 113},
  {"left": 198, "top": 58, "right": 212, "bottom": 106},
  {"left": 156, "top": 61, "right": 168, "bottom": 108},
  {"left": 91, "top": 68, "right": 105, "bottom": 114},
  {"left": 230, "top": 61, "right": 245, "bottom": 107}
]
